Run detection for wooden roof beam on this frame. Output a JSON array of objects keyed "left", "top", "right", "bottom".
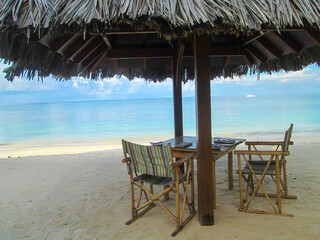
[
  {"left": 107, "top": 47, "right": 174, "bottom": 59},
  {"left": 101, "top": 34, "right": 112, "bottom": 49},
  {"left": 256, "top": 37, "right": 282, "bottom": 59},
  {"left": 89, "top": 49, "right": 108, "bottom": 72},
  {"left": 244, "top": 45, "right": 267, "bottom": 63},
  {"left": 208, "top": 47, "right": 245, "bottom": 56},
  {"left": 50, "top": 35, "right": 73, "bottom": 52},
  {"left": 64, "top": 34, "right": 94, "bottom": 59},
  {"left": 82, "top": 43, "right": 107, "bottom": 70},
  {"left": 243, "top": 32, "right": 267, "bottom": 46},
  {"left": 223, "top": 56, "right": 230, "bottom": 67},
  {"left": 73, "top": 37, "right": 103, "bottom": 63},
  {"left": 273, "top": 32, "right": 301, "bottom": 53},
  {"left": 106, "top": 47, "right": 245, "bottom": 59},
  {"left": 243, "top": 51, "right": 255, "bottom": 66},
  {"left": 304, "top": 29, "right": 320, "bottom": 46}
]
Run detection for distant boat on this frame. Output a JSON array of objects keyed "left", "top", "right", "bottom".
[{"left": 246, "top": 94, "right": 256, "bottom": 98}]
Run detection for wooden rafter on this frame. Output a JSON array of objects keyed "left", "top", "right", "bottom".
[
  {"left": 273, "top": 32, "right": 301, "bottom": 53},
  {"left": 256, "top": 37, "right": 282, "bottom": 59},
  {"left": 101, "top": 35, "right": 112, "bottom": 49},
  {"left": 244, "top": 45, "right": 267, "bottom": 63},
  {"left": 304, "top": 29, "right": 320, "bottom": 46},
  {"left": 243, "top": 32, "right": 267, "bottom": 45},
  {"left": 107, "top": 47, "right": 173, "bottom": 59},
  {"left": 73, "top": 37, "right": 103, "bottom": 63},
  {"left": 106, "top": 47, "right": 245, "bottom": 59},
  {"left": 64, "top": 34, "right": 94, "bottom": 59},
  {"left": 81, "top": 42, "right": 106, "bottom": 67},
  {"left": 242, "top": 51, "right": 254, "bottom": 66},
  {"left": 50, "top": 34, "right": 77, "bottom": 52},
  {"left": 223, "top": 56, "right": 231, "bottom": 67},
  {"left": 89, "top": 49, "right": 108, "bottom": 72}
]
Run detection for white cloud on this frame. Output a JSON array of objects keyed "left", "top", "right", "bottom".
[
  {"left": 102, "top": 76, "right": 123, "bottom": 86},
  {"left": 182, "top": 81, "right": 195, "bottom": 91},
  {"left": 127, "top": 77, "right": 146, "bottom": 93},
  {"left": 211, "top": 66, "right": 320, "bottom": 86},
  {"left": 72, "top": 80, "right": 89, "bottom": 90}
]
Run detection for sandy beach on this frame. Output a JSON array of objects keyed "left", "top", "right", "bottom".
[{"left": 1, "top": 133, "right": 320, "bottom": 239}]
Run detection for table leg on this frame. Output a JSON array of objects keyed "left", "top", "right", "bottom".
[
  {"left": 212, "top": 160, "right": 216, "bottom": 209},
  {"left": 228, "top": 151, "right": 233, "bottom": 190}
]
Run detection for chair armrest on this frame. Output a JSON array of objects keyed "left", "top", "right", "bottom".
[
  {"left": 171, "top": 153, "right": 196, "bottom": 168},
  {"left": 245, "top": 141, "right": 294, "bottom": 146},
  {"left": 234, "top": 150, "right": 290, "bottom": 156},
  {"left": 122, "top": 157, "right": 131, "bottom": 163}
]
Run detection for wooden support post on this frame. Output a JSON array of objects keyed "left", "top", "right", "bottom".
[
  {"left": 194, "top": 34, "right": 214, "bottom": 225},
  {"left": 173, "top": 43, "right": 184, "bottom": 138},
  {"left": 228, "top": 151, "right": 234, "bottom": 190},
  {"left": 164, "top": 43, "right": 185, "bottom": 201}
]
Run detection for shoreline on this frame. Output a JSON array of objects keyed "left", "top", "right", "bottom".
[{"left": 1, "top": 131, "right": 320, "bottom": 159}]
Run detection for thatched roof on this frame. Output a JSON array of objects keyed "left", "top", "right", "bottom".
[{"left": 1, "top": 0, "right": 320, "bottom": 81}]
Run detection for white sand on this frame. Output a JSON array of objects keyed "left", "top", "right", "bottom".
[{"left": 0, "top": 134, "right": 320, "bottom": 239}]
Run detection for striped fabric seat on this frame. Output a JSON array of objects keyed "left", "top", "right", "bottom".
[
  {"left": 122, "top": 140, "right": 173, "bottom": 178},
  {"left": 136, "top": 173, "right": 188, "bottom": 186}
]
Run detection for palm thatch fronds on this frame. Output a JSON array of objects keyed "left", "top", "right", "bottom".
[
  {"left": 1, "top": 0, "right": 320, "bottom": 37},
  {"left": 0, "top": 0, "right": 320, "bottom": 82}
]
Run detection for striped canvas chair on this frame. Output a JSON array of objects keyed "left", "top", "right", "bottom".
[
  {"left": 235, "top": 124, "right": 296, "bottom": 216},
  {"left": 122, "top": 140, "right": 196, "bottom": 236}
]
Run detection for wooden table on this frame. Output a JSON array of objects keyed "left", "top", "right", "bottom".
[{"left": 161, "top": 136, "right": 245, "bottom": 208}]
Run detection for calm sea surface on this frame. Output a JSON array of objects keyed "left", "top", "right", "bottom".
[{"left": 0, "top": 95, "right": 320, "bottom": 144}]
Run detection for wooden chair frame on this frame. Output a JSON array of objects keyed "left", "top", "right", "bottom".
[
  {"left": 245, "top": 130, "right": 296, "bottom": 200},
  {"left": 235, "top": 150, "right": 293, "bottom": 216},
  {"left": 122, "top": 151, "right": 196, "bottom": 237}
]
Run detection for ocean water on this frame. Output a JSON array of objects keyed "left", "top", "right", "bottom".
[{"left": 0, "top": 94, "right": 320, "bottom": 144}]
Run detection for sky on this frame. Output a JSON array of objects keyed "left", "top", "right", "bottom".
[{"left": 0, "top": 62, "right": 320, "bottom": 105}]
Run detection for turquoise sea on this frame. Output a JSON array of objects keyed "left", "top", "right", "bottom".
[{"left": 0, "top": 94, "right": 320, "bottom": 144}]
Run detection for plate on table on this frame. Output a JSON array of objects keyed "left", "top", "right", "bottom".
[
  {"left": 214, "top": 138, "right": 236, "bottom": 144},
  {"left": 175, "top": 142, "right": 193, "bottom": 148},
  {"left": 212, "top": 144, "right": 222, "bottom": 150}
]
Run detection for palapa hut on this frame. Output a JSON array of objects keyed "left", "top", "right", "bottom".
[{"left": 1, "top": 0, "right": 320, "bottom": 226}]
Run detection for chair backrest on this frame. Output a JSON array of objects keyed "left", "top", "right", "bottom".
[
  {"left": 283, "top": 124, "right": 293, "bottom": 151},
  {"left": 122, "top": 140, "right": 174, "bottom": 178}
]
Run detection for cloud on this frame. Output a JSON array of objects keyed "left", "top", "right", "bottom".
[
  {"left": 127, "top": 77, "right": 146, "bottom": 93},
  {"left": 72, "top": 79, "right": 89, "bottom": 90},
  {"left": 102, "top": 76, "right": 123, "bottom": 86},
  {"left": 182, "top": 81, "right": 195, "bottom": 91},
  {"left": 211, "top": 66, "right": 320, "bottom": 86}
]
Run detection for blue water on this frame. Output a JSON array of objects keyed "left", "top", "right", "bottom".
[{"left": 0, "top": 94, "right": 320, "bottom": 144}]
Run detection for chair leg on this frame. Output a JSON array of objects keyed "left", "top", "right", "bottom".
[
  {"left": 126, "top": 177, "right": 156, "bottom": 225},
  {"left": 173, "top": 169, "right": 181, "bottom": 236},
  {"left": 238, "top": 155, "right": 244, "bottom": 209},
  {"left": 130, "top": 173, "right": 136, "bottom": 220},
  {"left": 275, "top": 156, "right": 282, "bottom": 214},
  {"left": 171, "top": 163, "right": 196, "bottom": 237},
  {"left": 283, "top": 160, "right": 288, "bottom": 195}
]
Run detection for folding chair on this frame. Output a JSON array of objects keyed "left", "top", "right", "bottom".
[
  {"left": 235, "top": 124, "right": 296, "bottom": 216},
  {"left": 245, "top": 124, "right": 296, "bottom": 199},
  {"left": 122, "top": 140, "right": 196, "bottom": 236}
]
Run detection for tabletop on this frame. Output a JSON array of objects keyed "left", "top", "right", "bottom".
[{"left": 158, "top": 136, "right": 245, "bottom": 152}]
